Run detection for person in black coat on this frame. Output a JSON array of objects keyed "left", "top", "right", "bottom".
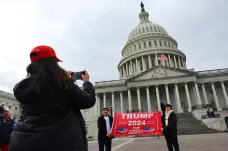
[
  {"left": 162, "top": 104, "right": 180, "bottom": 151},
  {"left": 9, "top": 45, "right": 96, "bottom": 151},
  {"left": 160, "top": 103, "right": 166, "bottom": 128},
  {"left": 97, "top": 108, "right": 114, "bottom": 151},
  {"left": 0, "top": 107, "right": 16, "bottom": 151}
]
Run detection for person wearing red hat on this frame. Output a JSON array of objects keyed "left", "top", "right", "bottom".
[{"left": 8, "top": 45, "right": 96, "bottom": 151}]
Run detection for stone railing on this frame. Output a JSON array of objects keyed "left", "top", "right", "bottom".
[
  {"left": 0, "top": 90, "right": 16, "bottom": 100},
  {"left": 191, "top": 104, "right": 212, "bottom": 111},
  {"left": 95, "top": 79, "right": 126, "bottom": 87},
  {"left": 197, "top": 68, "right": 228, "bottom": 75}
]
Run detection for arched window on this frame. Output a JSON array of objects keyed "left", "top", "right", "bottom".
[
  {"left": 15, "top": 107, "right": 17, "bottom": 110},
  {"left": 149, "top": 41, "right": 152, "bottom": 47},
  {"left": 9, "top": 106, "right": 11, "bottom": 109},
  {"left": 146, "top": 26, "right": 149, "bottom": 32},
  {"left": 144, "top": 42, "right": 146, "bottom": 48},
  {"left": 142, "top": 27, "right": 144, "bottom": 32},
  {"left": 139, "top": 43, "right": 141, "bottom": 49},
  {"left": 164, "top": 41, "right": 166, "bottom": 47},
  {"left": 134, "top": 45, "right": 136, "bottom": 50},
  {"left": 154, "top": 41, "right": 157, "bottom": 47},
  {"left": 150, "top": 26, "right": 153, "bottom": 31},
  {"left": 168, "top": 42, "right": 170, "bottom": 47}
]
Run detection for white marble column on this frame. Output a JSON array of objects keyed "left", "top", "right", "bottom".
[
  {"left": 128, "top": 89, "right": 132, "bottom": 112},
  {"left": 135, "top": 58, "right": 139, "bottom": 73},
  {"left": 142, "top": 56, "right": 146, "bottom": 71},
  {"left": 130, "top": 60, "right": 133, "bottom": 74},
  {"left": 111, "top": 92, "right": 115, "bottom": 115},
  {"left": 201, "top": 83, "right": 209, "bottom": 104},
  {"left": 146, "top": 87, "right": 152, "bottom": 111},
  {"left": 123, "top": 66, "right": 126, "bottom": 78},
  {"left": 155, "top": 85, "right": 161, "bottom": 110},
  {"left": 132, "top": 62, "right": 135, "bottom": 74},
  {"left": 221, "top": 81, "right": 228, "bottom": 107},
  {"left": 148, "top": 55, "right": 152, "bottom": 69},
  {"left": 121, "top": 68, "right": 123, "bottom": 78},
  {"left": 125, "top": 63, "right": 128, "bottom": 76},
  {"left": 184, "top": 83, "right": 192, "bottom": 112},
  {"left": 137, "top": 88, "right": 142, "bottom": 111},
  {"left": 119, "top": 68, "right": 121, "bottom": 79},
  {"left": 155, "top": 53, "right": 158, "bottom": 65},
  {"left": 181, "top": 58, "right": 185, "bottom": 69},
  {"left": 168, "top": 54, "right": 172, "bottom": 67},
  {"left": 211, "top": 82, "right": 222, "bottom": 111},
  {"left": 165, "top": 84, "right": 171, "bottom": 104},
  {"left": 103, "top": 93, "right": 106, "bottom": 108},
  {"left": 161, "top": 54, "right": 165, "bottom": 66},
  {"left": 174, "top": 55, "right": 177, "bottom": 68},
  {"left": 178, "top": 57, "right": 181, "bottom": 69},
  {"left": 183, "top": 59, "right": 187, "bottom": 69},
  {"left": 175, "top": 84, "right": 183, "bottom": 113},
  {"left": 194, "top": 82, "right": 202, "bottom": 106},
  {"left": 97, "top": 95, "right": 101, "bottom": 115},
  {"left": 120, "top": 91, "right": 124, "bottom": 112}
]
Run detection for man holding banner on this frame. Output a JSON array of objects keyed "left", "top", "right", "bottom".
[
  {"left": 162, "top": 104, "right": 180, "bottom": 151},
  {"left": 97, "top": 108, "right": 114, "bottom": 151}
]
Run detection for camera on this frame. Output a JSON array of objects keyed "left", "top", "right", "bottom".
[{"left": 71, "top": 71, "right": 86, "bottom": 81}]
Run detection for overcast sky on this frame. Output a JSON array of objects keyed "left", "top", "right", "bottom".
[{"left": 0, "top": 0, "right": 227, "bottom": 93}]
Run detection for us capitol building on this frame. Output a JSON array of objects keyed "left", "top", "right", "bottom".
[
  {"left": 0, "top": 90, "right": 20, "bottom": 120},
  {"left": 1, "top": 3, "right": 227, "bottom": 138},
  {"left": 83, "top": 4, "right": 228, "bottom": 137}
]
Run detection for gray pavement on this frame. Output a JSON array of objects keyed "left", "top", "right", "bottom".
[{"left": 88, "top": 133, "right": 228, "bottom": 151}]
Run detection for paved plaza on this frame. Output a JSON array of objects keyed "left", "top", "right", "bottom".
[{"left": 88, "top": 133, "right": 228, "bottom": 151}]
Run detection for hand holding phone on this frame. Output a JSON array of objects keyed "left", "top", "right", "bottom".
[{"left": 70, "top": 70, "right": 89, "bottom": 82}]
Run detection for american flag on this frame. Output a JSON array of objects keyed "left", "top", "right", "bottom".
[{"left": 157, "top": 54, "right": 167, "bottom": 61}]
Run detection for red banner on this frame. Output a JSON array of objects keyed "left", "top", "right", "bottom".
[{"left": 110, "top": 111, "right": 162, "bottom": 137}]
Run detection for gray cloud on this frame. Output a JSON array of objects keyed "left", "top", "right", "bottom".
[{"left": 0, "top": 0, "right": 228, "bottom": 93}]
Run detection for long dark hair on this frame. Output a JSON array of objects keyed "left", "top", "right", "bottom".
[{"left": 26, "top": 57, "right": 69, "bottom": 93}]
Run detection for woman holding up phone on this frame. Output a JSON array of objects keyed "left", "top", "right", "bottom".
[{"left": 9, "top": 45, "right": 96, "bottom": 151}]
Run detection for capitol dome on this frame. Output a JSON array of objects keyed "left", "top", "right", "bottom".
[
  {"left": 128, "top": 12, "right": 168, "bottom": 41},
  {"left": 118, "top": 3, "right": 187, "bottom": 79}
]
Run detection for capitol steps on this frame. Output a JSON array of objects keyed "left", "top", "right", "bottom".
[{"left": 177, "top": 113, "right": 221, "bottom": 135}]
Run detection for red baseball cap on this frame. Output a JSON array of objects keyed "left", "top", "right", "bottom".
[{"left": 30, "top": 45, "right": 62, "bottom": 62}]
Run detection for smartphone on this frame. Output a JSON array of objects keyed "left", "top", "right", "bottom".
[{"left": 71, "top": 71, "right": 86, "bottom": 81}]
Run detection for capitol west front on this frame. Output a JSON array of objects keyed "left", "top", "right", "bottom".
[{"left": 81, "top": 5, "right": 228, "bottom": 137}]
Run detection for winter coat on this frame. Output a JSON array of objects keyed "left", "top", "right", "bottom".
[
  {"left": 9, "top": 76, "right": 96, "bottom": 151},
  {"left": 0, "top": 115, "right": 15, "bottom": 145},
  {"left": 163, "top": 111, "right": 178, "bottom": 136},
  {"left": 97, "top": 115, "right": 114, "bottom": 140}
]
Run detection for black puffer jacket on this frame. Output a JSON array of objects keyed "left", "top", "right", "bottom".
[{"left": 9, "top": 77, "right": 95, "bottom": 151}]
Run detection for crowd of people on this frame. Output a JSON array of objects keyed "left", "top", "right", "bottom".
[{"left": 0, "top": 45, "right": 180, "bottom": 151}]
